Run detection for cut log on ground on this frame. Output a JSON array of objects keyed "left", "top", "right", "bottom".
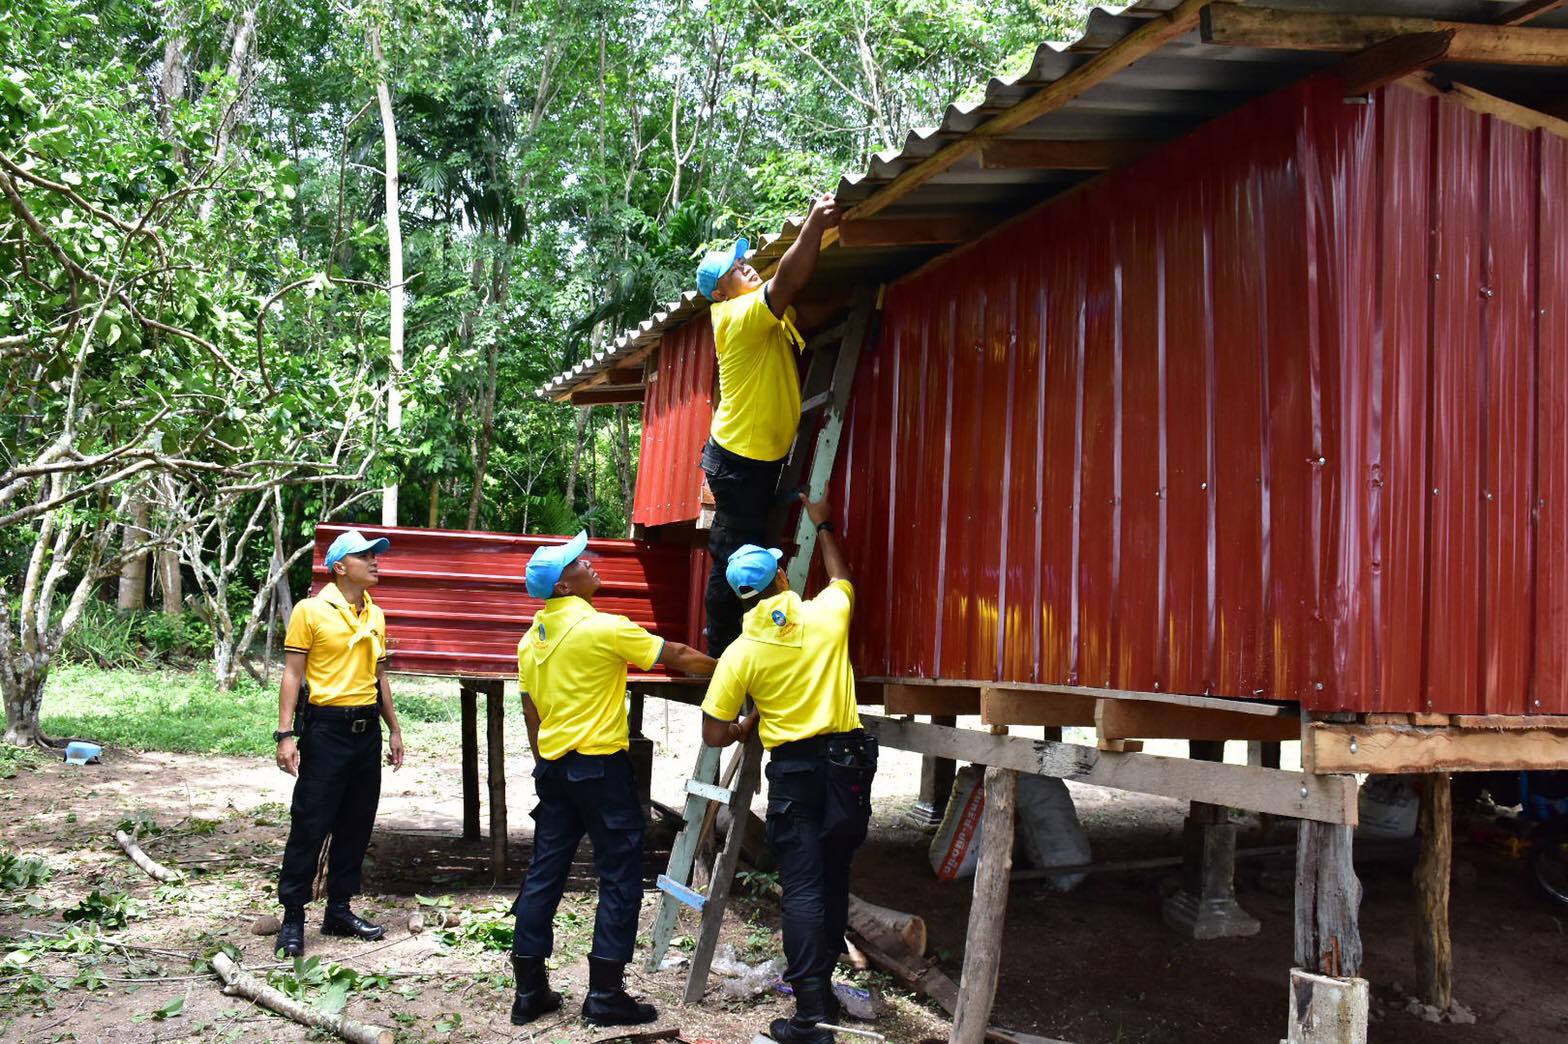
[
  {"left": 848, "top": 895, "right": 926, "bottom": 957},
  {"left": 113, "top": 829, "right": 182, "bottom": 883},
  {"left": 211, "top": 951, "right": 393, "bottom": 1044}
]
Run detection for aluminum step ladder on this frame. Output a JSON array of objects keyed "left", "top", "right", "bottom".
[{"left": 645, "top": 285, "right": 881, "bottom": 1004}]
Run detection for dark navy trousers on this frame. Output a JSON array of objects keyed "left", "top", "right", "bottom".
[
  {"left": 512, "top": 750, "right": 645, "bottom": 962},
  {"left": 278, "top": 709, "right": 382, "bottom": 908},
  {"left": 700, "top": 438, "right": 785, "bottom": 657},
  {"left": 764, "top": 733, "right": 878, "bottom": 983}
]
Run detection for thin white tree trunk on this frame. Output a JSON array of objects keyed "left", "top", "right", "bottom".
[
  {"left": 117, "top": 498, "right": 150, "bottom": 610},
  {"left": 369, "top": 25, "right": 403, "bottom": 527}
]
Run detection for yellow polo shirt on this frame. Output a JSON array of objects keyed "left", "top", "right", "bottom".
[
  {"left": 701, "top": 580, "right": 861, "bottom": 749},
  {"left": 518, "top": 596, "right": 665, "bottom": 760},
  {"left": 709, "top": 283, "right": 804, "bottom": 463},
  {"left": 282, "top": 583, "right": 386, "bottom": 707}
]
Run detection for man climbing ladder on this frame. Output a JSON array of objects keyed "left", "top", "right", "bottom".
[{"left": 694, "top": 192, "right": 841, "bottom": 656}]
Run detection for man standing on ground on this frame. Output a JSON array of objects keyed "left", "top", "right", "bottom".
[
  {"left": 509, "top": 531, "right": 718, "bottom": 1027},
  {"left": 274, "top": 529, "right": 405, "bottom": 958},
  {"left": 694, "top": 192, "right": 841, "bottom": 656},
  {"left": 700, "top": 496, "right": 876, "bottom": 1044}
]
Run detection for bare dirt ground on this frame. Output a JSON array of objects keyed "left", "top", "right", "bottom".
[{"left": 2, "top": 691, "right": 1567, "bottom": 1043}]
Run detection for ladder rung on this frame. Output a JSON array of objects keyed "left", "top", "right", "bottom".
[
  {"left": 806, "top": 322, "right": 845, "bottom": 353},
  {"left": 685, "top": 779, "right": 734, "bottom": 804},
  {"left": 801, "top": 390, "right": 833, "bottom": 415},
  {"left": 656, "top": 874, "right": 707, "bottom": 911}
]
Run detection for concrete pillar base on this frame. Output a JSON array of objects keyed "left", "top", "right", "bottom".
[
  {"left": 1162, "top": 886, "right": 1262, "bottom": 940},
  {"left": 1284, "top": 968, "right": 1368, "bottom": 1044},
  {"left": 1162, "top": 803, "right": 1261, "bottom": 939},
  {"left": 906, "top": 800, "right": 944, "bottom": 829}
]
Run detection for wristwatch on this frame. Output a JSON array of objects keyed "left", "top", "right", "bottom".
[
  {"left": 272, "top": 729, "right": 295, "bottom": 743},
  {"left": 816, "top": 519, "right": 834, "bottom": 534}
]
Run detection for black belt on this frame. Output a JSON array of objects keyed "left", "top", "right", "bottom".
[
  {"left": 299, "top": 702, "right": 379, "bottom": 733},
  {"left": 770, "top": 729, "right": 869, "bottom": 760}
]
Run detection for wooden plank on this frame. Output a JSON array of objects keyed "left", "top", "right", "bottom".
[
  {"left": 837, "top": 214, "right": 993, "bottom": 247},
  {"left": 1095, "top": 698, "right": 1300, "bottom": 742},
  {"left": 1295, "top": 820, "right": 1363, "bottom": 977},
  {"left": 459, "top": 683, "right": 479, "bottom": 843},
  {"left": 885, "top": 682, "right": 981, "bottom": 716},
  {"left": 1495, "top": 0, "right": 1568, "bottom": 26},
  {"left": 844, "top": 0, "right": 1209, "bottom": 223},
  {"left": 978, "top": 139, "right": 1158, "bottom": 170},
  {"left": 684, "top": 731, "right": 763, "bottom": 1004},
  {"left": 952, "top": 764, "right": 1017, "bottom": 1044},
  {"left": 1413, "top": 774, "right": 1452, "bottom": 1008},
  {"left": 1411, "top": 713, "right": 1451, "bottom": 727},
  {"left": 1401, "top": 72, "right": 1568, "bottom": 138},
  {"left": 1335, "top": 30, "right": 1454, "bottom": 95},
  {"left": 860, "top": 675, "right": 1294, "bottom": 716},
  {"left": 1364, "top": 713, "right": 1411, "bottom": 726},
  {"left": 1305, "top": 723, "right": 1568, "bottom": 773},
  {"left": 684, "top": 779, "right": 733, "bottom": 804},
  {"left": 655, "top": 874, "right": 706, "bottom": 911},
  {"left": 484, "top": 681, "right": 507, "bottom": 880},
  {"left": 1202, "top": 3, "right": 1568, "bottom": 65},
  {"left": 980, "top": 686, "right": 1097, "bottom": 727},
  {"left": 861, "top": 714, "right": 1358, "bottom": 824},
  {"left": 569, "top": 386, "right": 644, "bottom": 406},
  {"left": 1453, "top": 713, "right": 1568, "bottom": 730},
  {"left": 644, "top": 743, "right": 722, "bottom": 972}
]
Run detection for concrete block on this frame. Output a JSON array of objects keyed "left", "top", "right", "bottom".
[{"left": 1286, "top": 968, "right": 1369, "bottom": 1044}]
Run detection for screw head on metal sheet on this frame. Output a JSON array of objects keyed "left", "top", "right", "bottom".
[
  {"left": 1300, "top": 784, "right": 1309, "bottom": 799},
  {"left": 1200, "top": 482, "right": 1208, "bottom": 491},
  {"left": 1433, "top": 488, "right": 1440, "bottom": 496},
  {"left": 1480, "top": 286, "right": 1494, "bottom": 298},
  {"left": 1486, "top": 491, "right": 1494, "bottom": 501},
  {"left": 1315, "top": 682, "right": 1324, "bottom": 691},
  {"left": 1349, "top": 738, "right": 1358, "bottom": 754}
]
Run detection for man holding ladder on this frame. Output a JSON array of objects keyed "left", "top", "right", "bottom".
[{"left": 700, "top": 496, "right": 876, "bottom": 1044}]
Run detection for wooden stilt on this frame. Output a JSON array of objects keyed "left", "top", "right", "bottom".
[
  {"left": 951, "top": 763, "right": 1018, "bottom": 1044},
  {"left": 485, "top": 680, "right": 507, "bottom": 880},
  {"left": 460, "top": 682, "right": 479, "bottom": 842},
  {"left": 912, "top": 714, "right": 958, "bottom": 826},
  {"left": 1290, "top": 815, "right": 1366, "bottom": 1044},
  {"left": 1413, "top": 773, "right": 1453, "bottom": 1009}
]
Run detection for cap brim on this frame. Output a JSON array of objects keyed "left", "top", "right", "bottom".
[
  {"left": 561, "top": 530, "right": 589, "bottom": 567},
  {"left": 767, "top": 548, "right": 783, "bottom": 561},
  {"left": 732, "top": 237, "right": 750, "bottom": 263},
  {"left": 365, "top": 537, "right": 390, "bottom": 555}
]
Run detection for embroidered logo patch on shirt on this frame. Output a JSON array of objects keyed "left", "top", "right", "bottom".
[{"left": 771, "top": 609, "right": 787, "bottom": 627}]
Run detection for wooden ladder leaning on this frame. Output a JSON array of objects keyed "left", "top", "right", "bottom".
[{"left": 644, "top": 286, "right": 881, "bottom": 1005}]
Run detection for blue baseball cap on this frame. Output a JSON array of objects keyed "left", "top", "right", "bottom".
[
  {"left": 697, "top": 238, "right": 750, "bottom": 299},
  {"left": 526, "top": 530, "right": 589, "bottom": 599},
  {"left": 726, "top": 544, "right": 784, "bottom": 599},
  {"left": 324, "top": 529, "right": 390, "bottom": 571}
]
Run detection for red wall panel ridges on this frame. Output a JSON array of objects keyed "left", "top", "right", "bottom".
[
  {"left": 310, "top": 524, "right": 693, "bottom": 678},
  {"left": 825, "top": 74, "right": 1568, "bottom": 714},
  {"left": 631, "top": 315, "right": 714, "bottom": 527}
]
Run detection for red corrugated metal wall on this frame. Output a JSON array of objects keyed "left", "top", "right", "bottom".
[
  {"left": 631, "top": 314, "right": 714, "bottom": 526},
  {"left": 829, "top": 75, "right": 1568, "bottom": 714},
  {"left": 310, "top": 524, "right": 694, "bottom": 677}
]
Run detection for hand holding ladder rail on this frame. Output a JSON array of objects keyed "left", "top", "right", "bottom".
[{"left": 646, "top": 286, "right": 881, "bottom": 1004}]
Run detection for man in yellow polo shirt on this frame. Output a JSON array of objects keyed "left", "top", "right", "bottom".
[
  {"left": 273, "top": 529, "right": 406, "bottom": 959},
  {"left": 508, "top": 531, "right": 716, "bottom": 1027},
  {"left": 695, "top": 191, "right": 840, "bottom": 657},
  {"left": 700, "top": 496, "right": 875, "bottom": 1044}
]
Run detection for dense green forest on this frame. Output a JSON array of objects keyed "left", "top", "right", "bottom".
[{"left": 0, "top": 0, "right": 1086, "bottom": 741}]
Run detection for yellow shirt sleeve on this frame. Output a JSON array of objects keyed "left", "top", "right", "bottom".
[
  {"left": 283, "top": 603, "right": 315, "bottom": 653},
  {"left": 701, "top": 652, "right": 747, "bottom": 723},
  {"left": 812, "top": 579, "right": 855, "bottom": 626},
  {"left": 612, "top": 618, "right": 665, "bottom": 671}
]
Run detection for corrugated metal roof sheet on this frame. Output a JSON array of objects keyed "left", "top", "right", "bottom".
[{"left": 540, "top": 0, "right": 1568, "bottom": 400}]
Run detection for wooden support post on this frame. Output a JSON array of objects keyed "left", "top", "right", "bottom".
[
  {"left": 1290, "top": 817, "right": 1367, "bottom": 1044},
  {"left": 912, "top": 714, "right": 958, "bottom": 827},
  {"left": 1413, "top": 773, "right": 1453, "bottom": 1009},
  {"left": 460, "top": 682, "right": 480, "bottom": 842},
  {"left": 485, "top": 680, "right": 507, "bottom": 880},
  {"left": 952, "top": 762, "right": 1017, "bottom": 1044}
]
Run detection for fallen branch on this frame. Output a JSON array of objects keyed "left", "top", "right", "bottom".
[
  {"left": 114, "top": 829, "right": 182, "bottom": 883},
  {"left": 210, "top": 952, "right": 393, "bottom": 1044}
]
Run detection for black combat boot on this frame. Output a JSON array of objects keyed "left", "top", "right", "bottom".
[
  {"left": 275, "top": 906, "right": 306, "bottom": 958},
  {"left": 321, "top": 901, "right": 385, "bottom": 941},
  {"left": 768, "top": 976, "right": 835, "bottom": 1042},
  {"left": 581, "top": 955, "right": 657, "bottom": 1026},
  {"left": 509, "top": 955, "right": 563, "bottom": 1025}
]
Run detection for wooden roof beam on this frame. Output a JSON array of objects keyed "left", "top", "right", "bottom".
[
  {"left": 978, "top": 139, "right": 1159, "bottom": 170},
  {"left": 1495, "top": 0, "right": 1568, "bottom": 26},
  {"left": 570, "top": 386, "right": 645, "bottom": 406},
  {"left": 1336, "top": 29, "right": 1455, "bottom": 95},
  {"left": 837, "top": 214, "right": 996, "bottom": 248},
  {"left": 1202, "top": 2, "right": 1568, "bottom": 65}
]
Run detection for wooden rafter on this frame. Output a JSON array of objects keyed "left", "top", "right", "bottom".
[
  {"left": 1203, "top": 2, "right": 1568, "bottom": 65},
  {"left": 978, "top": 138, "right": 1159, "bottom": 170},
  {"left": 1335, "top": 30, "right": 1455, "bottom": 94},
  {"left": 1400, "top": 71, "right": 1568, "bottom": 136},
  {"left": 837, "top": 214, "right": 995, "bottom": 247},
  {"left": 569, "top": 386, "right": 644, "bottom": 406},
  {"left": 1304, "top": 723, "right": 1568, "bottom": 773},
  {"left": 1495, "top": 0, "right": 1568, "bottom": 26}
]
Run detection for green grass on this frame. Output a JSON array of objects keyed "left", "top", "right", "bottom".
[{"left": 40, "top": 663, "right": 467, "bottom": 757}]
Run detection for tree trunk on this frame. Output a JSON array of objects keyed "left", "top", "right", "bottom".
[
  {"left": 157, "top": 548, "right": 182, "bottom": 615},
  {"left": 197, "top": 4, "right": 257, "bottom": 222},
  {"left": 615, "top": 404, "right": 633, "bottom": 531},
  {"left": 465, "top": 256, "right": 507, "bottom": 531},
  {"left": 565, "top": 407, "right": 587, "bottom": 511},
  {"left": 427, "top": 481, "right": 439, "bottom": 528},
  {"left": 158, "top": 27, "right": 188, "bottom": 143},
  {"left": 369, "top": 25, "right": 404, "bottom": 527},
  {"left": 116, "top": 498, "right": 150, "bottom": 611},
  {"left": 3, "top": 674, "right": 47, "bottom": 747}
]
